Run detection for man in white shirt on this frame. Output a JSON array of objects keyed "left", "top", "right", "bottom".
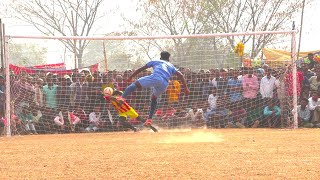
[
  {"left": 308, "top": 91, "right": 320, "bottom": 126},
  {"left": 260, "top": 69, "right": 276, "bottom": 99}
]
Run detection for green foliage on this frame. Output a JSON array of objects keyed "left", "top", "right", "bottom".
[
  {"left": 82, "top": 40, "right": 136, "bottom": 71},
  {"left": 9, "top": 42, "right": 47, "bottom": 66}
]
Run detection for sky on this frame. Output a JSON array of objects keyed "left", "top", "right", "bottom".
[{"left": 2, "top": 0, "right": 320, "bottom": 67}]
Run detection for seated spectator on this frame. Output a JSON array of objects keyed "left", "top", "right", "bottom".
[
  {"left": 69, "top": 105, "right": 87, "bottom": 132},
  {"left": 263, "top": 99, "right": 281, "bottom": 128},
  {"left": 154, "top": 103, "right": 176, "bottom": 128},
  {"left": 308, "top": 91, "right": 320, "bottom": 123},
  {"left": 31, "top": 107, "right": 42, "bottom": 134},
  {"left": 86, "top": 105, "right": 101, "bottom": 132},
  {"left": 246, "top": 101, "right": 262, "bottom": 128},
  {"left": 296, "top": 98, "right": 312, "bottom": 128},
  {"left": 18, "top": 106, "right": 37, "bottom": 134},
  {"left": 53, "top": 108, "right": 67, "bottom": 133},
  {"left": 170, "top": 107, "right": 188, "bottom": 128},
  {"left": 226, "top": 102, "right": 247, "bottom": 128},
  {"left": 206, "top": 94, "right": 229, "bottom": 128},
  {"left": 204, "top": 87, "right": 219, "bottom": 120},
  {"left": 300, "top": 86, "right": 310, "bottom": 99},
  {"left": 186, "top": 105, "right": 206, "bottom": 129}
]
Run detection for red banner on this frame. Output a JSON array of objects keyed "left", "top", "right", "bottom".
[
  {"left": 10, "top": 63, "right": 99, "bottom": 76},
  {"left": 30, "top": 63, "right": 66, "bottom": 69}
]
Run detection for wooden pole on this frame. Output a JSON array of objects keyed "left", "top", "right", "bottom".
[
  {"left": 297, "top": 0, "right": 306, "bottom": 60},
  {"left": 0, "top": 19, "right": 4, "bottom": 69},
  {"left": 103, "top": 41, "right": 108, "bottom": 71}
]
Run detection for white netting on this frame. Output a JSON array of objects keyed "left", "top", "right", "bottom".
[{"left": 1, "top": 31, "right": 302, "bottom": 136}]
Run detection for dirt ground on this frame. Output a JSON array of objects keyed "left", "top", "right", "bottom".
[{"left": 0, "top": 129, "right": 320, "bottom": 180}]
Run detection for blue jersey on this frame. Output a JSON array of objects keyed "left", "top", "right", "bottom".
[{"left": 146, "top": 60, "right": 178, "bottom": 82}]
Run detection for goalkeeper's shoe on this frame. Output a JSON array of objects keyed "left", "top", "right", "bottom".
[{"left": 144, "top": 119, "right": 152, "bottom": 126}]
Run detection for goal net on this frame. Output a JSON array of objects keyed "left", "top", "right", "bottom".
[{"left": 2, "top": 31, "right": 299, "bottom": 135}]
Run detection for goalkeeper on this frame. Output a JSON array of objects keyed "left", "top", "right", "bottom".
[
  {"left": 104, "top": 88, "right": 158, "bottom": 132},
  {"left": 122, "top": 51, "right": 190, "bottom": 126}
]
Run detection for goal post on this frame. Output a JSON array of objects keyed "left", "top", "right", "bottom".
[{"left": 2, "top": 30, "right": 298, "bottom": 136}]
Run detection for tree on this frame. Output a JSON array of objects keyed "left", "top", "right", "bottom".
[
  {"left": 122, "top": 0, "right": 213, "bottom": 65},
  {"left": 12, "top": 0, "right": 105, "bottom": 68},
  {"left": 204, "top": 0, "right": 306, "bottom": 58},
  {"left": 82, "top": 39, "right": 134, "bottom": 71},
  {"left": 9, "top": 42, "right": 47, "bottom": 66}
]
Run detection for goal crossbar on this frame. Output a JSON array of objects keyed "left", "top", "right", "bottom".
[{"left": 5, "top": 30, "right": 296, "bottom": 41}]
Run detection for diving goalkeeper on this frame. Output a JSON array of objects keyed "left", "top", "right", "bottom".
[{"left": 104, "top": 87, "right": 158, "bottom": 132}]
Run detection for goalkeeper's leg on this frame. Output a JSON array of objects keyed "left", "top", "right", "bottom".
[
  {"left": 118, "top": 116, "right": 138, "bottom": 132},
  {"left": 136, "top": 116, "right": 158, "bottom": 132}
]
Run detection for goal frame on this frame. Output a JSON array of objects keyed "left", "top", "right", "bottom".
[{"left": 2, "top": 30, "right": 298, "bottom": 136}]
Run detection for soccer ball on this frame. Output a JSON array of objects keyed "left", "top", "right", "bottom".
[{"left": 103, "top": 87, "right": 114, "bottom": 96}]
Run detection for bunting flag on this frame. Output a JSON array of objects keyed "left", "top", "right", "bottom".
[{"left": 9, "top": 63, "right": 99, "bottom": 76}]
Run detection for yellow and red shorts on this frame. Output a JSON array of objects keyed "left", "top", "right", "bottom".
[{"left": 118, "top": 107, "right": 139, "bottom": 119}]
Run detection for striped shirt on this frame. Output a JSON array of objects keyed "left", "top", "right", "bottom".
[{"left": 105, "top": 96, "right": 131, "bottom": 113}]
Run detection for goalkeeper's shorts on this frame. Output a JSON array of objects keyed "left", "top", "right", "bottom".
[{"left": 119, "top": 107, "right": 139, "bottom": 119}]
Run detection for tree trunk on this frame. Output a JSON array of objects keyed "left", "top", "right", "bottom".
[{"left": 77, "top": 49, "right": 84, "bottom": 68}]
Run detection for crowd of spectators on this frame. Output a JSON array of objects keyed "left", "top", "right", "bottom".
[{"left": 1, "top": 53, "right": 320, "bottom": 135}]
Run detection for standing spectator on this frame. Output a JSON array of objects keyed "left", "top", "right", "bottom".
[
  {"left": 285, "top": 66, "right": 304, "bottom": 97},
  {"left": 242, "top": 68, "right": 259, "bottom": 105},
  {"left": 227, "top": 70, "right": 242, "bottom": 103},
  {"left": 57, "top": 75, "right": 71, "bottom": 110},
  {"left": 34, "top": 78, "right": 44, "bottom": 107},
  {"left": 74, "top": 73, "right": 88, "bottom": 109},
  {"left": 166, "top": 77, "right": 181, "bottom": 105},
  {"left": 301, "top": 65, "right": 314, "bottom": 86},
  {"left": 308, "top": 70, "right": 320, "bottom": 92},
  {"left": 307, "top": 53, "right": 316, "bottom": 70},
  {"left": 12, "top": 74, "right": 35, "bottom": 108},
  {"left": 0, "top": 75, "right": 4, "bottom": 115},
  {"left": 200, "top": 71, "right": 214, "bottom": 101},
  {"left": 260, "top": 69, "right": 276, "bottom": 99},
  {"left": 69, "top": 74, "right": 78, "bottom": 107},
  {"left": 43, "top": 75, "right": 58, "bottom": 110}
]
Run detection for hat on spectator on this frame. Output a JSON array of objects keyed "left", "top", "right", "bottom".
[
  {"left": 64, "top": 75, "right": 71, "bottom": 79},
  {"left": 0, "top": 75, "right": 3, "bottom": 79}
]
